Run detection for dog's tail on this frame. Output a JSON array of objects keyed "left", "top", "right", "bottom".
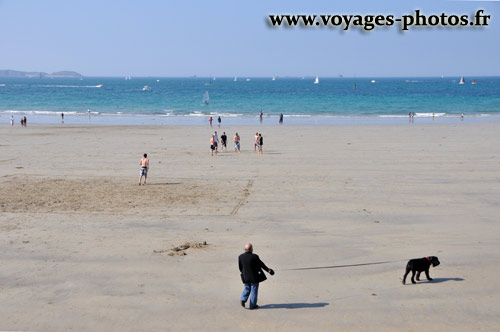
[{"left": 405, "top": 261, "right": 412, "bottom": 271}]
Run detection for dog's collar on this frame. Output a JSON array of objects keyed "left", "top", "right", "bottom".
[{"left": 425, "top": 257, "right": 431, "bottom": 263}]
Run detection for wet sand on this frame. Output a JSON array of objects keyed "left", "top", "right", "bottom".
[{"left": 1, "top": 123, "right": 499, "bottom": 331}]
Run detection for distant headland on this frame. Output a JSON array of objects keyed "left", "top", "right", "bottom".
[{"left": 0, "top": 69, "right": 83, "bottom": 78}]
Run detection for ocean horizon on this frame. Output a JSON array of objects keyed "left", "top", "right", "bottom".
[{"left": 1, "top": 76, "right": 499, "bottom": 125}]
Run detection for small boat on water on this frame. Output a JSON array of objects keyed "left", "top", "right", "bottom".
[
  {"left": 203, "top": 91, "right": 209, "bottom": 105},
  {"left": 246, "top": 78, "right": 251, "bottom": 82},
  {"left": 313, "top": 76, "right": 319, "bottom": 84},
  {"left": 272, "top": 76, "right": 275, "bottom": 81},
  {"left": 459, "top": 76, "right": 465, "bottom": 84},
  {"left": 96, "top": 84, "right": 104, "bottom": 88},
  {"left": 0, "top": 83, "right": 6, "bottom": 87},
  {"left": 472, "top": 79, "right": 477, "bottom": 85},
  {"left": 371, "top": 80, "right": 376, "bottom": 83},
  {"left": 234, "top": 76, "right": 237, "bottom": 82},
  {"left": 142, "top": 86, "right": 150, "bottom": 91}
]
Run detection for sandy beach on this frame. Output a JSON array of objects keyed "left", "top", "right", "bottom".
[{"left": 1, "top": 122, "right": 500, "bottom": 331}]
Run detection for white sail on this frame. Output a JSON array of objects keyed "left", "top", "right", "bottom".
[
  {"left": 203, "top": 91, "right": 209, "bottom": 104},
  {"left": 234, "top": 76, "right": 237, "bottom": 82},
  {"left": 314, "top": 76, "right": 319, "bottom": 84},
  {"left": 459, "top": 76, "right": 465, "bottom": 84},
  {"left": 272, "top": 76, "right": 275, "bottom": 81}
]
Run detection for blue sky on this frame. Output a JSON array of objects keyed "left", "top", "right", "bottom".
[{"left": 0, "top": 0, "right": 498, "bottom": 77}]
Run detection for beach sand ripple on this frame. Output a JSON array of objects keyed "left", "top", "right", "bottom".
[{"left": 0, "top": 177, "right": 246, "bottom": 215}]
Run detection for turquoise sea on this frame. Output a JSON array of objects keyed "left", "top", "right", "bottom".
[{"left": 1, "top": 76, "right": 499, "bottom": 125}]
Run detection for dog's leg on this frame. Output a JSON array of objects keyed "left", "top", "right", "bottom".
[
  {"left": 416, "top": 271, "right": 421, "bottom": 281},
  {"left": 403, "top": 266, "right": 411, "bottom": 284},
  {"left": 411, "top": 270, "right": 417, "bottom": 284},
  {"left": 425, "top": 269, "right": 432, "bottom": 281}
]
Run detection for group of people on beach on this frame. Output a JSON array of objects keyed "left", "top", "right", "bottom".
[
  {"left": 11, "top": 115, "right": 28, "bottom": 126},
  {"left": 209, "top": 131, "right": 262, "bottom": 156},
  {"left": 209, "top": 131, "right": 246, "bottom": 155},
  {"left": 253, "top": 132, "right": 264, "bottom": 154},
  {"left": 209, "top": 116, "right": 222, "bottom": 128},
  {"left": 260, "top": 111, "right": 284, "bottom": 125}
]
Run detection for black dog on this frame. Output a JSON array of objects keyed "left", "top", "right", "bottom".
[{"left": 403, "top": 256, "right": 440, "bottom": 284}]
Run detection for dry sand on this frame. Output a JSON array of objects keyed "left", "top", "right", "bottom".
[{"left": 1, "top": 122, "right": 499, "bottom": 331}]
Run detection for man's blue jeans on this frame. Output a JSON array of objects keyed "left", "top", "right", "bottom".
[{"left": 240, "top": 283, "right": 259, "bottom": 309}]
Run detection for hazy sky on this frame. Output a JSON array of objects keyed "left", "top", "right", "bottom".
[{"left": 0, "top": 0, "right": 498, "bottom": 77}]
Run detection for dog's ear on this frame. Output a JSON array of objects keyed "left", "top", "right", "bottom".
[{"left": 431, "top": 257, "right": 440, "bottom": 267}]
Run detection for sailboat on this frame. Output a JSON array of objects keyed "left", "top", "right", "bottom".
[
  {"left": 234, "top": 76, "right": 237, "bottom": 82},
  {"left": 203, "top": 91, "right": 209, "bottom": 105},
  {"left": 472, "top": 79, "right": 477, "bottom": 85},
  {"left": 313, "top": 76, "right": 319, "bottom": 84},
  {"left": 459, "top": 76, "right": 465, "bottom": 84},
  {"left": 272, "top": 76, "right": 275, "bottom": 81}
]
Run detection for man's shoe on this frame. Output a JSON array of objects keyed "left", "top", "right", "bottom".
[
  {"left": 240, "top": 300, "right": 245, "bottom": 308},
  {"left": 249, "top": 305, "right": 259, "bottom": 310}
]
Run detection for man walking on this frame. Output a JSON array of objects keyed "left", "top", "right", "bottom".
[
  {"left": 238, "top": 243, "right": 274, "bottom": 310},
  {"left": 139, "top": 153, "right": 149, "bottom": 185},
  {"left": 213, "top": 131, "right": 219, "bottom": 154},
  {"left": 253, "top": 132, "right": 259, "bottom": 152},
  {"left": 221, "top": 132, "right": 227, "bottom": 152},
  {"left": 234, "top": 132, "right": 240, "bottom": 153}
]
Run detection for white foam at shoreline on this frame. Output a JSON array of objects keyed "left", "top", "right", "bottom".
[
  {"left": 415, "top": 112, "right": 446, "bottom": 117},
  {"left": 32, "top": 84, "right": 104, "bottom": 88}
]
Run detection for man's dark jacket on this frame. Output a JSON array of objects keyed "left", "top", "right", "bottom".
[{"left": 238, "top": 252, "right": 271, "bottom": 284}]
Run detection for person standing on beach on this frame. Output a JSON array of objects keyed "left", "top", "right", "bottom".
[
  {"left": 61, "top": 113, "right": 64, "bottom": 124},
  {"left": 139, "top": 153, "right": 149, "bottom": 185},
  {"left": 238, "top": 243, "right": 274, "bottom": 310},
  {"left": 259, "top": 111, "right": 263, "bottom": 123},
  {"left": 279, "top": 113, "right": 283, "bottom": 125},
  {"left": 10, "top": 115, "right": 14, "bottom": 126},
  {"left": 234, "top": 132, "right": 241, "bottom": 153},
  {"left": 221, "top": 132, "right": 227, "bottom": 152},
  {"left": 209, "top": 116, "right": 213, "bottom": 127},
  {"left": 23, "top": 116, "right": 27, "bottom": 127},
  {"left": 218, "top": 116, "right": 221, "bottom": 127},
  {"left": 213, "top": 131, "right": 219, "bottom": 154},
  {"left": 258, "top": 134, "right": 263, "bottom": 154},
  {"left": 210, "top": 135, "right": 215, "bottom": 156},
  {"left": 253, "top": 132, "right": 259, "bottom": 152}
]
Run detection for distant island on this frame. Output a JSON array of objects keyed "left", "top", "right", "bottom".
[{"left": 0, "top": 69, "right": 83, "bottom": 78}]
